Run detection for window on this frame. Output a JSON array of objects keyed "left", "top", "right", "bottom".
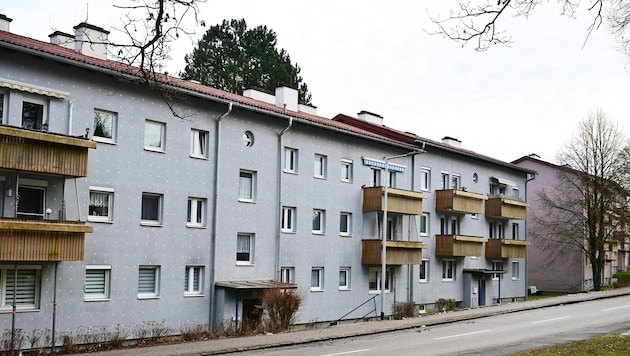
[
  {"left": 284, "top": 147, "right": 298, "bottom": 173},
  {"left": 512, "top": 187, "right": 520, "bottom": 199},
  {"left": 339, "top": 267, "right": 351, "bottom": 290},
  {"left": 419, "top": 260, "right": 430, "bottom": 282},
  {"left": 314, "top": 154, "right": 327, "bottom": 178},
  {"left": 312, "top": 209, "right": 325, "bottom": 234},
  {"left": 419, "top": 213, "right": 429, "bottom": 237},
  {"left": 368, "top": 267, "right": 391, "bottom": 292},
  {"left": 387, "top": 171, "right": 396, "bottom": 188},
  {"left": 489, "top": 221, "right": 505, "bottom": 239},
  {"left": 512, "top": 261, "right": 520, "bottom": 280},
  {"left": 1, "top": 266, "right": 40, "bottom": 310},
  {"left": 88, "top": 188, "right": 113, "bottom": 222},
  {"left": 450, "top": 216, "right": 460, "bottom": 235},
  {"left": 489, "top": 221, "right": 495, "bottom": 238},
  {"left": 93, "top": 109, "right": 117, "bottom": 143},
  {"left": 138, "top": 266, "right": 160, "bottom": 298},
  {"left": 237, "top": 233, "right": 254, "bottom": 264},
  {"left": 341, "top": 159, "right": 353, "bottom": 182},
  {"left": 0, "top": 91, "right": 5, "bottom": 124},
  {"left": 340, "top": 212, "right": 352, "bottom": 236},
  {"left": 242, "top": 131, "right": 255, "bottom": 147},
  {"left": 187, "top": 197, "right": 206, "bottom": 227},
  {"left": 16, "top": 186, "right": 45, "bottom": 220},
  {"left": 281, "top": 206, "right": 296, "bottom": 233},
  {"left": 85, "top": 265, "right": 111, "bottom": 300},
  {"left": 492, "top": 261, "right": 503, "bottom": 280},
  {"left": 497, "top": 222, "right": 504, "bottom": 239},
  {"left": 144, "top": 120, "right": 165, "bottom": 151},
  {"left": 238, "top": 170, "right": 256, "bottom": 201},
  {"left": 371, "top": 168, "right": 381, "bottom": 187},
  {"left": 311, "top": 267, "right": 324, "bottom": 291},
  {"left": 190, "top": 129, "right": 208, "bottom": 158},
  {"left": 141, "top": 193, "right": 163, "bottom": 225},
  {"left": 442, "top": 260, "right": 455, "bottom": 281},
  {"left": 451, "top": 174, "right": 461, "bottom": 190},
  {"left": 21, "top": 98, "right": 46, "bottom": 130},
  {"left": 184, "top": 266, "right": 204, "bottom": 296},
  {"left": 281, "top": 267, "right": 295, "bottom": 284},
  {"left": 420, "top": 168, "right": 430, "bottom": 191},
  {"left": 441, "top": 172, "right": 449, "bottom": 190},
  {"left": 512, "top": 223, "right": 520, "bottom": 240}
]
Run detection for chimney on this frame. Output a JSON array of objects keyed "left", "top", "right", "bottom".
[
  {"left": 357, "top": 110, "right": 383, "bottom": 125},
  {"left": 73, "top": 22, "right": 109, "bottom": 59},
  {"left": 275, "top": 86, "right": 298, "bottom": 112},
  {"left": 49, "top": 30, "right": 75, "bottom": 50},
  {"left": 0, "top": 14, "right": 12, "bottom": 32},
  {"left": 442, "top": 136, "right": 462, "bottom": 147}
]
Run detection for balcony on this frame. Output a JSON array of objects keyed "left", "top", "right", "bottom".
[
  {"left": 485, "top": 196, "right": 529, "bottom": 220},
  {"left": 0, "top": 218, "right": 92, "bottom": 261},
  {"left": 435, "top": 234, "right": 487, "bottom": 257},
  {"left": 485, "top": 238, "right": 529, "bottom": 259},
  {"left": 362, "top": 186, "right": 427, "bottom": 215},
  {"left": 435, "top": 189, "right": 486, "bottom": 214},
  {"left": 0, "top": 125, "right": 96, "bottom": 177},
  {"left": 361, "top": 239, "right": 428, "bottom": 265}
]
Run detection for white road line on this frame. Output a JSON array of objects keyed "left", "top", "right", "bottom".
[
  {"left": 531, "top": 316, "right": 571, "bottom": 324},
  {"left": 434, "top": 329, "right": 491, "bottom": 340},
  {"left": 602, "top": 305, "right": 630, "bottom": 312},
  {"left": 322, "top": 349, "right": 371, "bottom": 356}
]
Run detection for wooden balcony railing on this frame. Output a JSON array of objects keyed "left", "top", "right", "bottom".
[
  {"left": 485, "top": 238, "right": 529, "bottom": 259},
  {"left": 362, "top": 186, "right": 427, "bottom": 215},
  {"left": 435, "top": 189, "right": 487, "bottom": 214},
  {"left": 0, "top": 125, "right": 96, "bottom": 177},
  {"left": 485, "top": 196, "right": 529, "bottom": 220},
  {"left": 361, "top": 239, "right": 427, "bottom": 265},
  {"left": 435, "top": 234, "right": 487, "bottom": 257},
  {"left": 0, "top": 218, "right": 92, "bottom": 261}
]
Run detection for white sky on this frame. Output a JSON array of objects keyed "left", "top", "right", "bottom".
[{"left": 2, "top": 0, "right": 630, "bottom": 163}]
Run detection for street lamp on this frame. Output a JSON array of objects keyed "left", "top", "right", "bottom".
[{"left": 381, "top": 149, "right": 425, "bottom": 321}]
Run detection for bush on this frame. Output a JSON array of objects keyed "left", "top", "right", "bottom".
[
  {"left": 262, "top": 285, "right": 303, "bottom": 333},
  {"left": 613, "top": 271, "right": 630, "bottom": 288},
  {"left": 392, "top": 301, "right": 418, "bottom": 320},
  {"left": 435, "top": 298, "right": 458, "bottom": 312}
]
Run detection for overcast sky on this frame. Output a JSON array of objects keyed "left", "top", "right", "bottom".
[{"left": 3, "top": 1, "right": 630, "bottom": 163}]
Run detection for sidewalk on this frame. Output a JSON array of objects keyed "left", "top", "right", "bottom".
[{"left": 77, "top": 288, "right": 630, "bottom": 356}]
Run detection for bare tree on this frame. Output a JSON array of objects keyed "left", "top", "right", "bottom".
[
  {"left": 534, "top": 110, "right": 630, "bottom": 291},
  {"left": 428, "top": 1, "right": 630, "bottom": 54}
]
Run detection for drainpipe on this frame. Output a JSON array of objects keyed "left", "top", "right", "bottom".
[
  {"left": 68, "top": 101, "right": 74, "bottom": 136},
  {"left": 209, "top": 102, "right": 232, "bottom": 329},
  {"left": 276, "top": 118, "right": 293, "bottom": 280},
  {"left": 10, "top": 263, "right": 17, "bottom": 354},
  {"left": 51, "top": 262, "right": 58, "bottom": 352}
]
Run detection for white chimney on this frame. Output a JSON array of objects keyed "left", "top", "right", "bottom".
[
  {"left": 357, "top": 110, "right": 383, "bottom": 125},
  {"left": 49, "top": 31, "right": 75, "bottom": 50},
  {"left": 243, "top": 88, "right": 276, "bottom": 105},
  {"left": 0, "top": 14, "right": 12, "bottom": 32},
  {"left": 73, "top": 22, "right": 109, "bottom": 59},
  {"left": 441, "top": 136, "right": 462, "bottom": 147},
  {"left": 275, "top": 86, "right": 298, "bottom": 112},
  {"left": 298, "top": 103, "right": 317, "bottom": 115}
]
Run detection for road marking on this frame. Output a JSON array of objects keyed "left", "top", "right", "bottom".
[
  {"left": 322, "top": 349, "right": 371, "bottom": 356},
  {"left": 602, "top": 305, "right": 630, "bottom": 312},
  {"left": 532, "top": 316, "right": 571, "bottom": 324},
  {"left": 434, "top": 329, "right": 491, "bottom": 340}
]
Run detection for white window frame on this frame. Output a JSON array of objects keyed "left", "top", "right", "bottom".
[
  {"left": 368, "top": 267, "right": 392, "bottom": 293},
  {"left": 419, "top": 259, "right": 430, "bottom": 283},
  {"left": 512, "top": 187, "right": 520, "bottom": 199},
  {"left": 512, "top": 261, "right": 520, "bottom": 280},
  {"left": 280, "top": 267, "right": 295, "bottom": 284},
  {"left": 388, "top": 171, "right": 396, "bottom": 188},
  {"left": 141, "top": 192, "right": 163, "bottom": 226},
  {"left": 420, "top": 167, "right": 431, "bottom": 191},
  {"left": 184, "top": 265, "right": 204, "bottom": 296},
  {"left": 281, "top": 206, "right": 296, "bottom": 233},
  {"left": 339, "top": 267, "right": 351, "bottom": 290},
  {"left": 21, "top": 95, "right": 47, "bottom": 130},
  {"left": 144, "top": 120, "right": 166, "bottom": 152},
  {"left": 442, "top": 260, "right": 455, "bottom": 281},
  {"left": 512, "top": 223, "right": 520, "bottom": 240},
  {"left": 0, "top": 265, "right": 41, "bottom": 311},
  {"left": 419, "top": 213, "right": 429, "bottom": 237},
  {"left": 451, "top": 174, "right": 461, "bottom": 190},
  {"left": 492, "top": 261, "right": 503, "bottom": 280},
  {"left": 314, "top": 154, "right": 327, "bottom": 179},
  {"left": 371, "top": 168, "right": 381, "bottom": 187},
  {"left": 341, "top": 159, "right": 353, "bottom": 182},
  {"left": 88, "top": 187, "right": 114, "bottom": 223},
  {"left": 236, "top": 233, "right": 254, "bottom": 265},
  {"left": 441, "top": 172, "right": 449, "bottom": 190},
  {"left": 190, "top": 129, "right": 209, "bottom": 159},
  {"left": 238, "top": 170, "right": 256, "bottom": 202},
  {"left": 284, "top": 147, "right": 298, "bottom": 173},
  {"left": 340, "top": 212, "right": 352, "bottom": 236},
  {"left": 138, "top": 266, "right": 160, "bottom": 299},
  {"left": 187, "top": 197, "right": 206, "bottom": 227},
  {"left": 84, "top": 265, "right": 111, "bottom": 301},
  {"left": 93, "top": 109, "right": 117, "bottom": 143},
  {"left": 311, "top": 267, "right": 324, "bottom": 291},
  {"left": 312, "top": 209, "right": 325, "bottom": 234}
]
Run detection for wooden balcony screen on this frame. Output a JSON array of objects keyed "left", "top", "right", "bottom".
[
  {"left": 362, "top": 186, "right": 427, "bottom": 215},
  {"left": 0, "top": 125, "right": 96, "bottom": 177},
  {"left": 435, "top": 234, "right": 487, "bottom": 257},
  {"left": 361, "top": 239, "right": 427, "bottom": 265},
  {"left": 485, "top": 238, "right": 529, "bottom": 259},
  {"left": 435, "top": 190, "right": 486, "bottom": 214},
  {"left": 485, "top": 197, "right": 529, "bottom": 220}
]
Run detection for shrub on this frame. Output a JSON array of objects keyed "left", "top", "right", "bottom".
[
  {"left": 262, "top": 285, "right": 303, "bottom": 333},
  {"left": 435, "top": 298, "right": 458, "bottom": 312},
  {"left": 613, "top": 271, "right": 630, "bottom": 287},
  {"left": 392, "top": 301, "right": 418, "bottom": 320}
]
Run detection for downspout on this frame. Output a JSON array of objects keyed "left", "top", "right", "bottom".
[
  {"left": 68, "top": 100, "right": 74, "bottom": 136},
  {"left": 209, "top": 102, "right": 232, "bottom": 328},
  {"left": 276, "top": 118, "right": 293, "bottom": 280},
  {"left": 51, "top": 262, "right": 58, "bottom": 352}
]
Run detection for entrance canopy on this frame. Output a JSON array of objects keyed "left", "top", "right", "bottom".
[{"left": 215, "top": 280, "right": 297, "bottom": 290}]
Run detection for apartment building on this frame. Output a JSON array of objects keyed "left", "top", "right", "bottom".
[{"left": 0, "top": 14, "right": 534, "bottom": 344}]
